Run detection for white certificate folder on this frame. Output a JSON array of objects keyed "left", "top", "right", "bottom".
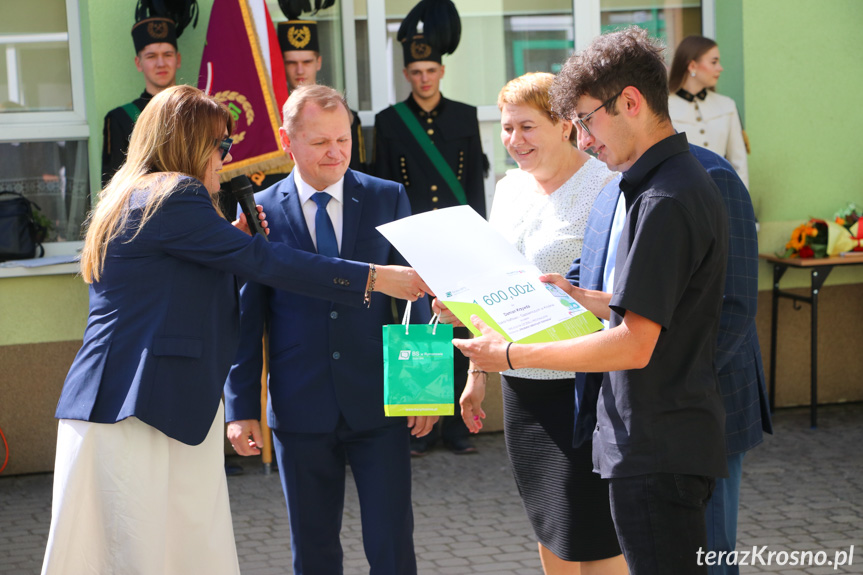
[{"left": 377, "top": 206, "right": 602, "bottom": 343}]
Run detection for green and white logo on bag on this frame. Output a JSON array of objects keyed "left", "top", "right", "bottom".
[
  {"left": 398, "top": 350, "right": 445, "bottom": 360},
  {"left": 383, "top": 305, "right": 455, "bottom": 417}
]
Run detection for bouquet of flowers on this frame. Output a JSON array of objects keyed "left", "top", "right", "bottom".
[
  {"left": 834, "top": 203, "right": 859, "bottom": 229},
  {"left": 829, "top": 203, "right": 862, "bottom": 255},
  {"left": 783, "top": 203, "right": 863, "bottom": 259},
  {"left": 783, "top": 219, "right": 828, "bottom": 258}
]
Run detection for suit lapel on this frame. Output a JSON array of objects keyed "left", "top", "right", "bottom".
[
  {"left": 595, "top": 185, "right": 621, "bottom": 287},
  {"left": 279, "top": 171, "right": 317, "bottom": 253},
  {"left": 339, "top": 170, "right": 365, "bottom": 260},
  {"left": 584, "top": 178, "right": 623, "bottom": 291}
]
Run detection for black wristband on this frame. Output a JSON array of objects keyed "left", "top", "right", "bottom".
[{"left": 505, "top": 342, "right": 514, "bottom": 370}]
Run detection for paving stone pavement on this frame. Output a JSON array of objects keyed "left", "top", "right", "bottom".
[{"left": 1, "top": 403, "right": 862, "bottom": 574}]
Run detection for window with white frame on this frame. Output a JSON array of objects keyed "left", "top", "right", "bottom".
[
  {"left": 600, "top": 0, "right": 704, "bottom": 56},
  {"left": 340, "top": 0, "right": 704, "bottom": 187},
  {"left": 257, "top": 0, "right": 706, "bottom": 205},
  {"left": 0, "top": 0, "right": 90, "bottom": 243}
]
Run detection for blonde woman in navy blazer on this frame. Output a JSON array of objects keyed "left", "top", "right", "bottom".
[{"left": 41, "top": 85, "right": 429, "bottom": 575}]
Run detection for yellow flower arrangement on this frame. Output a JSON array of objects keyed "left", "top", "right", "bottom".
[
  {"left": 782, "top": 204, "right": 863, "bottom": 259},
  {"left": 783, "top": 219, "right": 827, "bottom": 258},
  {"left": 786, "top": 222, "right": 818, "bottom": 252}
]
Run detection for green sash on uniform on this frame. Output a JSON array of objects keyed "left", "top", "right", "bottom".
[
  {"left": 393, "top": 102, "right": 468, "bottom": 206},
  {"left": 121, "top": 102, "right": 142, "bottom": 123}
]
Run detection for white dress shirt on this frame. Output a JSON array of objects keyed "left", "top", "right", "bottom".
[{"left": 601, "top": 192, "right": 627, "bottom": 330}]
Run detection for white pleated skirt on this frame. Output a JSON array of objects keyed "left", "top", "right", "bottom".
[{"left": 41, "top": 402, "right": 240, "bottom": 575}]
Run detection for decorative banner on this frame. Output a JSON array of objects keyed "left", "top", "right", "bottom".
[
  {"left": 198, "top": 0, "right": 291, "bottom": 181},
  {"left": 262, "top": 2, "right": 289, "bottom": 112}
]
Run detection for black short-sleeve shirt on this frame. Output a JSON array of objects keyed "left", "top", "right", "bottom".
[{"left": 593, "top": 132, "right": 729, "bottom": 479}]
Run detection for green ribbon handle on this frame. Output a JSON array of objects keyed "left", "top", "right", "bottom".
[{"left": 393, "top": 102, "right": 468, "bottom": 206}]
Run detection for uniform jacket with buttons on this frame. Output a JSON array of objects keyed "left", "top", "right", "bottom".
[
  {"left": 668, "top": 90, "right": 749, "bottom": 188},
  {"left": 373, "top": 95, "right": 486, "bottom": 216},
  {"left": 101, "top": 91, "right": 152, "bottom": 187},
  {"left": 224, "top": 169, "right": 430, "bottom": 433},
  {"left": 56, "top": 178, "right": 369, "bottom": 446}
]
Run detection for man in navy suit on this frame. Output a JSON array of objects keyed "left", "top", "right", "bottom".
[
  {"left": 224, "top": 85, "right": 436, "bottom": 575},
  {"left": 567, "top": 144, "right": 772, "bottom": 575}
]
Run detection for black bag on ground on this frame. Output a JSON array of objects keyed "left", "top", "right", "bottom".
[{"left": 0, "top": 190, "right": 46, "bottom": 262}]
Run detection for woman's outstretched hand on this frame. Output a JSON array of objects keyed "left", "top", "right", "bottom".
[{"left": 374, "top": 266, "right": 433, "bottom": 302}]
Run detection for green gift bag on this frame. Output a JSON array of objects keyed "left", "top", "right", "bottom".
[{"left": 382, "top": 301, "right": 454, "bottom": 416}]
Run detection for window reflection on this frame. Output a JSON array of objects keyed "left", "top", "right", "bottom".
[
  {"left": 0, "top": 43, "right": 73, "bottom": 112},
  {"left": 373, "top": 0, "right": 574, "bottom": 108},
  {"left": 1, "top": 0, "right": 74, "bottom": 113},
  {"left": 0, "top": 141, "right": 90, "bottom": 241},
  {"left": 600, "top": 0, "right": 702, "bottom": 59},
  {"left": 303, "top": 0, "right": 703, "bottom": 186},
  {"left": 506, "top": 15, "right": 574, "bottom": 77}
]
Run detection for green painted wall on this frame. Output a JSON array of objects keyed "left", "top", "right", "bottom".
[
  {"left": 738, "top": 0, "right": 863, "bottom": 289},
  {"left": 714, "top": 0, "right": 744, "bottom": 125},
  {"left": 744, "top": 0, "right": 863, "bottom": 224},
  {"left": 0, "top": 275, "right": 89, "bottom": 346}
]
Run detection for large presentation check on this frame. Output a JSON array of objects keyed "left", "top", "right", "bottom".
[{"left": 377, "top": 206, "right": 603, "bottom": 343}]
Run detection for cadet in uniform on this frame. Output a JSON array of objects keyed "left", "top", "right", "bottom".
[
  {"left": 373, "top": 0, "right": 487, "bottom": 455},
  {"left": 372, "top": 44, "right": 486, "bottom": 214},
  {"left": 101, "top": 1, "right": 197, "bottom": 186},
  {"left": 276, "top": 0, "right": 367, "bottom": 172}
]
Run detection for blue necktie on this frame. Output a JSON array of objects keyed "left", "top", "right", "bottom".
[{"left": 311, "top": 192, "right": 339, "bottom": 257}]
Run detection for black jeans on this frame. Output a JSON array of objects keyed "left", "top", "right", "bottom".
[{"left": 609, "top": 473, "right": 715, "bottom": 575}]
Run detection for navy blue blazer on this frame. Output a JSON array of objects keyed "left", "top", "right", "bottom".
[
  {"left": 56, "top": 178, "right": 370, "bottom": 445},
  {"left": 567, "top": 145, "right": 772, "bottom": 451},
  {"left": 224, "top": 169, "right": 430, "bottom": 434},
  {"left": 566, "top": 178, "right": 621, "bottom": 447}
]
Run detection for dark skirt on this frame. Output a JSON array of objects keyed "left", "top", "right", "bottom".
[{"left": 502, "top": 374, "right": 621, "bottom": 562}]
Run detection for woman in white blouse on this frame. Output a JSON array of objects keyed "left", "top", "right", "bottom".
[
  {"left": 668, "top": 35, "right": 749, "bottom": 187},
  {"left": 461, "top": 73, "right": 625, "bottom": 575}
]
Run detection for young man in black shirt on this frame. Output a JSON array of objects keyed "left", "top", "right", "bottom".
[{"left": 454, "top": 27, "right": 728, "bottom": 574}]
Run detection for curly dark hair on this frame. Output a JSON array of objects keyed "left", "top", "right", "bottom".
[{"left": 550, "top": 26, "right": 670, "bottom": 123}]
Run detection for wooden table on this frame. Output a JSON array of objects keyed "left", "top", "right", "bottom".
[{"left": 760, "top": 253, "right": 863, "bottom": 427}]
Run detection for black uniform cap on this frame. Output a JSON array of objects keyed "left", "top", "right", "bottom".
[
  {"left": 402, "top": 35, "right": 442, "bottom": 65},
  {"left": 132, "top": 0, "right": 198, "bottom": 53},
  {"left": 276, "top": 0, "right": 335, "bottom": 53},
  {"left": 397, "top": 0, "right": 461, "bottom": 66}
]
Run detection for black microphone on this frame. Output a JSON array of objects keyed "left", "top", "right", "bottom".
[{"left": 230, "top": 175, "right": 268, "bottom": 241}]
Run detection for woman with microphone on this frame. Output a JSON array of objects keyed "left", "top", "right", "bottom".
[{"left": 40, "top": 84, "right": 428, "bottom": 575}]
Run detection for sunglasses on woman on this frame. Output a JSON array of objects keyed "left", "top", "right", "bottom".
[{"left": 215, "top": 137, "right": 233, "bottom": 160}]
